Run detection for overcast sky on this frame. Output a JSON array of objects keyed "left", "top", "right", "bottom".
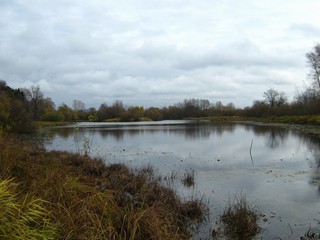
[{"left": 1, "top": 0, "right": 320, "bottom": 108}]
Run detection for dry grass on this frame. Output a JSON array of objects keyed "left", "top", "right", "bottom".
[{"left": 0, "top": 134, "right": 207, "bottom": 239}]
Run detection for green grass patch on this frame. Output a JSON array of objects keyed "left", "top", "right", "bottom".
[{"left": 0, "top": 178, "right": 57, "bottom": 240}]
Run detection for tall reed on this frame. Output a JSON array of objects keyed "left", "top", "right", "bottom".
[{"left": 0, "top": 178, "right": 57, "bottom": 240}]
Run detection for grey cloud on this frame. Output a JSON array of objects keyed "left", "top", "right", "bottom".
[
  {"left": 290, "top": 23, "right": 320, "bottom": 37},
  {"left": 0, "top": 0, "right": 318, "bottom": 108},
  {"left": 175, "top": 41, "right": 301, "bottom": 71}
]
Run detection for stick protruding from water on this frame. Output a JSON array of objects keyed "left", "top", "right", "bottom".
[{"left": 249, "top": 138, "right": 254, "bottom": 166}]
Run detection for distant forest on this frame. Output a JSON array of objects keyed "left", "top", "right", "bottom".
[{"left": 1, "top": 43, "right": 320, "bottom": 132}]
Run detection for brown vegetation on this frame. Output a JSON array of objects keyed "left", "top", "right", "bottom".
[
  {"left": 218, "top": 194, "right": 261, "bottom": 239},
  {"left": 181, "top": 169, "right": 195, "bottom": 187},
  {"left": 0, "top": 134, "right": 207, "bottom": 239}
]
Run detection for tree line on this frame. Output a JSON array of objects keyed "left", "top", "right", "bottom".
[{"left": 1, "top": 43, "right": 320, "bottom": 132}]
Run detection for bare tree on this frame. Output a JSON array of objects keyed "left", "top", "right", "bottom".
[
  {"left": 72, "top": 99, "right": 86, "bottom": 120},
  {"left": 306, "top": 43, "right": 320, "bottom": 90},
  {"left": 109, "top": 100, "right": 125, "bottom": 118},
  {"left": 22, "top": 85, "right": 44, "bottom": 120},
  {"left": 72, "top": 99, "right": 85, "bottom": 111},
  {"left": 264, "top": 88, "right": 287, "bottom": 107}
]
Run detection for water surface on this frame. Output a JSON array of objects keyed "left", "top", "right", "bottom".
[{"left": 43, "top": 120, "right": 320, "bottom": 239}]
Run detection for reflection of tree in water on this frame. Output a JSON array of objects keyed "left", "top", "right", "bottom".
[
  {"left": 91, "top": 123, "right": 236, "bottom": 142},
  {"left": 51, "top": 127, "right": 75, "bottom": 139},
  {"left": 183, "top": 125, "right": 210, "bottom": 140},
  {"left": 242, "top": 125, "right": 320, "bottom": 192},
  {"left": 296, "top": 134, "right": 320, "bottom": 191},
  {"left": 98, "top": 129, "right": 125, "bottom": 141},
  {"left": 46, "top": 122, "right": 238, "bottom": 143},
  {"left": 265, "top": 129, "right": 289, "bottom": 149},
  {"left": 242, "top": 124, "right": 289, "bottom": 149},
  {"left": 310, "top": 168, "right": 320, "bottom": 192},
  {"left": 213, "top": 123, "right": 236, "bottom": 136},
  {"left": 184, "top": 123, "right": 236, "bottom": 140},
  {"left": 309, "top": 157, "right": 320, "bottom": 193},
  {"left": 43, "top": 127, "right": 81, "bottom": 146}
]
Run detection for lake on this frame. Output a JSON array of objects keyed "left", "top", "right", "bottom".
[{"left": 42, "top": 120, "right": 320, "bottom": 239}]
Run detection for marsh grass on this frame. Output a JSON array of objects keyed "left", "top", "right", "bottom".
[
  {"left": 0, "top": 178, "right": 57, "bottom": 239},
  {"left": 219, "top": 193, "right": 262, "bottom": 239},
  {"left": 162, "top": 170, "right": 178, "bottom": 184},
  {"left": 181, "top": 169, "right": 195, "bottom": 187},
  {"left": 0, "top": 134, "right": 207, "bottom": 239}
]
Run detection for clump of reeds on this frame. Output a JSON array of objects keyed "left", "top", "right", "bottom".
[
  {"left": 181, "top": 197, "right": 207, "bottom": 221},
  {"left": 181, "top": 169, "right": 195, "bottom": 187},
  {"left": 219, "top": 193, "right": 261, "bottom": 239},
  {"left": 162, "top": 170, "right": 178, "bottom": 183},
  {"left": 0, "top": 178, "right": 57, "bottom": 239}
]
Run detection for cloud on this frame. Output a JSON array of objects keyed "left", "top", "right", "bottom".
[
  {"left": 0, "top": 0, "right": 319, "bottom": 108},
  {"left": 290, "top": 23, "right": 320, "bottom": 38}
]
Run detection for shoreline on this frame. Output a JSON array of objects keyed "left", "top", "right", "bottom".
[
  {"left": 0, "top": 134, "right": 207, "bottom": 239},
  {"left": 231, "top": 120, "right": 320, "bottom": 138}
]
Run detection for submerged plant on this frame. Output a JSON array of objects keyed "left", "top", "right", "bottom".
[{"left": 219, "top": 193, "right": 261, "bottom": 239}]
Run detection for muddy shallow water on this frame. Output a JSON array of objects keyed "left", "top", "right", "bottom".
[{"left": 42, "top": 120, "right": 320, "bottom": 239}]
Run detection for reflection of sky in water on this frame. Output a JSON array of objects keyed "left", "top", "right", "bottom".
[{"left": 43, "top": 121, "right": 320, "bottom": 239}]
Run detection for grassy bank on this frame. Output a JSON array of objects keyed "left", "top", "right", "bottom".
[
  {"left": 0, "top": 134, "right": 206, "bottom": 239},
  {"left": 199, "top": 115, "right": 320, "bottom": 125},
  {"left": 202, "top": 115, "right": 320, "bottom": 138},
  {"left": 34, "top": 121, "right": 73, "bottom": 128},
  {"left": 105, "top": 117, "right": 153, "bottom": 122}
]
